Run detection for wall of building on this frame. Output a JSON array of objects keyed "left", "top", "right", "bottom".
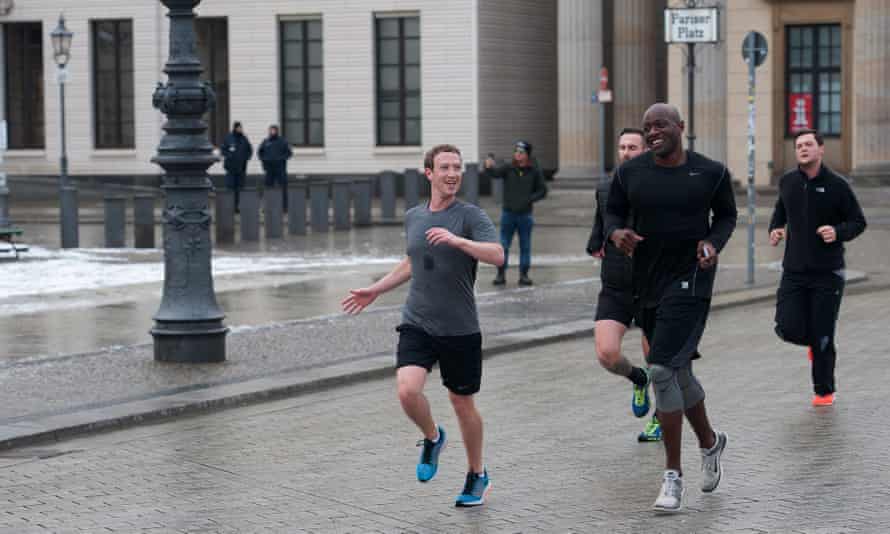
[
  {"left": 1, "top": 0, "right": 478, "bottom": 179},
  {"left": 477, "top": 0, "right": 558, "bottom": 170}
]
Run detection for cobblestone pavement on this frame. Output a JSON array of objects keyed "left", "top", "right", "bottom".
[{"left": 0, "top": 289, "right": 887, "bottom": 533}]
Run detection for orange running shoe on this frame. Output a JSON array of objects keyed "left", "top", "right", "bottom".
[
  {"left": 807, "top": 347, "right": 814, "bottom": 362},
  {"left": 812, "top": 393, "right": 835, "bottom": 406}
]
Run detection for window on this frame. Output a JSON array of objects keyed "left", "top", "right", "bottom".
[
  {"left": 92, "top": 20, "right": 135, "bottom": 148},
  {"left": 375, "top": 15, "right": 420, "bottom": 146},
  {"left": 280, "top": 19, "right": 323, "bottom": 147},
  {"left": 786, "top": 24, "right": 842, "bottom": 136},
  {"left": 4, "top": 23, "right": 45, "bottom": 149},
  {"left": 196, "top": 18, "right": 230, "bottom": 147}
]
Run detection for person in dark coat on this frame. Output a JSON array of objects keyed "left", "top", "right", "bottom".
[
  {"left": 258, "top": 125, "right": 293, "bottom": 211},
  {"left": 219, "top": 121, "right": 253, "bottom": 212}
]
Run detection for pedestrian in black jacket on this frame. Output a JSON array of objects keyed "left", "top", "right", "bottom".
[
  {"left": 219, "top": 121, "right": 253, "bottom": 212},
  {"left": 482, "top": 140, "right": 547, "bottom": 286},
  {"left": 769, "top": 128, "right": 866, "bottom": 407},
  {"left": 606, "top": 103, "right": 736, "bottom": 512},
  {"left": 587, "top": 127, "right": 662, "bottom": 444},
  {"left": 258, "top": 125, "right": 293, "bottom": 211}
]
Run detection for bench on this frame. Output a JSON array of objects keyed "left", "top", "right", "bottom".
[{"left": 0, "top": 226, "right": 24, "bottom": 260}]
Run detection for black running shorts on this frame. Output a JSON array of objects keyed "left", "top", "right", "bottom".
[
  {"left": 637, "top": 296, "right": 711, "bottom": 367},
  {"left": 396, "top": 324, "right": 483, "bottom": 396},
  {"left": 594, "top": 285, "right": 635, "bottom": 327}
]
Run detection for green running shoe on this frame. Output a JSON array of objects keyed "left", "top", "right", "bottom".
[
  {"left": 638, "top": 416, "right": 662, "bottom": 442},
  {"left": 632, "top": 369, "right": 651, "bottom": 418}
]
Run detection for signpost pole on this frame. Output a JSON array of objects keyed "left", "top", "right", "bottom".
[{"left": 741, "top": 31, "right": 768, "bottom": 286}]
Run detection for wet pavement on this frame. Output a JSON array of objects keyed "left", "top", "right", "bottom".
[{"left": 0, "top": 289, "right": 888, "bottom": 533}]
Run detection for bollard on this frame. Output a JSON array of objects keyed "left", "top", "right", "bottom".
[
  {"left": 103, "top": 193, "right": 127, "bottom": 248},
  {"left": 404, "top": 168, "right": 421, "bottom": 212},
  {"left": 288, "top": 176, "right": 307, "bottom": 235},
  {"left": 491, "top": 177, "right": 504, "bottom": 205},
  {"left": 240, "top": 176, "right": 260, "bottom": 242},
  {"left": 134, "top": 195, "right": 157, "bottom": 248},
  {"left": 60, "top": 186, "right": 79, "bottom": 248},
  {"left": 462, "top": 163, "right": 480, "bottom": 205},
  {"left": 214, "top": 190, "right": 234, "bottom": 244},
  {"left": 352, "top": 177, "right": 373, "bottom": 227},
  {"left": 263, "top": 186, "right": 284, "bottom": 239},
  {"left": 379, "top": 171, "right": 397, "bottom": 221},
  {"left": 310, "top": 178, "right": 330, "bottom": 233},
  {"left": 332, "top": 178, "right": 352, "bottom": 230}
]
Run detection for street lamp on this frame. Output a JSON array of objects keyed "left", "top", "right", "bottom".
[
  {"left": 150, "top": 0, "right": 227, "bottom": 362},
  {"left": 51, "top": 14, "right": 78, "bottom": 248}
]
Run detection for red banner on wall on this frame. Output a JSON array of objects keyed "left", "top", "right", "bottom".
[{"left": 789, "top": 93, "right": 814, "bottom": 133}]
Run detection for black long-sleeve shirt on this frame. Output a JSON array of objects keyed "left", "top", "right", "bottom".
[
  {"left": 768, "top": 165, "right": 866, "bottom": 273},
  {"left": 481, "top": 163, "right": 547, "bottom": 214},
  {"left": 605, "top": 151, "right": 737, "bottom": 306},
  {"left": 587, "top": 176, "right": 633, "bottom": 289}
]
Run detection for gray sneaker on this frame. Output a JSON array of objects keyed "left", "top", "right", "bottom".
[
  {"left": 653, "top": 470, "right": 684, "bottom": 513},
  {"left": 701, "top": 430, "right": 727, "bottom": 492}
]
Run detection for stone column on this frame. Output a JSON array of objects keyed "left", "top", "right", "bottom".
[
  {"left": 852, "top": 0, "right": 890, "bottom": 184},
  {"left": 556, "top": 0, "right": 603, "bottom": 180},
  {"left": 612, "top": 0, "right": 658, "bottom": 135}
]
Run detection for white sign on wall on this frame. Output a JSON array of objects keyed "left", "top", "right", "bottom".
[
  {"left": 0, "top": 120, "right": 7, "bottom": 151},
  {"left": 664, "top": 8, "right": 720, "bottom": 43}
]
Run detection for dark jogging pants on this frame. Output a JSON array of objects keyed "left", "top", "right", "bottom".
[{"left": 774, "top": 270, "right": 845, "bottom": 396}]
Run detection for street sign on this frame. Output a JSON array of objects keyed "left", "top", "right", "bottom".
[
  {"left": 664, "top": 8, "right": 719, "bottom": 43},
  {"left": 741, "top": 30, "right": 768, "bottom": 67},
  {"left": 597, "top": 90, "right": 613, "bottom": 103}
]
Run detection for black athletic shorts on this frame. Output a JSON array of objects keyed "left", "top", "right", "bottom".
[
  {"left": 396, "top": 324, "right": 483, "bottom": 396},
  {"left": 637, "top": 296, "right": 711, "bottom": 367},
  {"left": 594, "top": 285, "right": 635, "bottom": 327}
]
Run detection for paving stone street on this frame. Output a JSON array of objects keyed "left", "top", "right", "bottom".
[{"left": 0, "top": 289, "right": 887, "bottom": 533}]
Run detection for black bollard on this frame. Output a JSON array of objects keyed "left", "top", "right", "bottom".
[
  {"left": 134, "top": 195, "right": 157, "bottom": 248},
  {"left": 263, "top": 185, "right": 284, "bottom": 239},
  {"left": 288, "top": 176, "right": 307, "bottom": 235},
  {"left": 332, "top": 178, "right": 352, "bottom": 230},
  {"left": 310, "top": 178, "right": 330, "bottom": 233},
  {"left": 404, "top": 168, "right": 421, "bottom": 212},
  {"left": 352, "top": 177, "right": 373, "bottom": 227},
  {"left": 103, "top": 192, "right": 126, "bottom": 248},
  {"left": 240, "top": 176, "right": 260, "bottom": 242}
]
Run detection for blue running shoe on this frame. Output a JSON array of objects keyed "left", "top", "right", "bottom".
[
  {"left": 455, "top": 470, "right": 491, "bottom": 507},
  {"left": 638, "top": 416, "right": 662, "bottom": 442},
  {"left": 632, "top": 369, "right": 651, "bottom": 418},
  {"left": 416, "top": 426, "right": 446, "bottom": 482}
]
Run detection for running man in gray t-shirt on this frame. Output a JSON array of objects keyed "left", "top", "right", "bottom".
[{"left": 342, "top": 144, "right": 503, "bottom": 508}]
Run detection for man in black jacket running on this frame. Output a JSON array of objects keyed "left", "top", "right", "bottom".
[
  {"left": 769, "top": 128, "right": 866, "bottom": 407},
  {"left": 606, "top": 103, "right": 736, "bottom": 513}
]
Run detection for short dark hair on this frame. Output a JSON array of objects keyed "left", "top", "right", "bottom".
[
  {"left": 794, "top": 129, "right": 824, "bottom": 146},
  {"left": 618, "top": 127, "right": 645, "bottom": 140},
  {"left": 424, "top": 144, "right": 462, "bottom": 170}
]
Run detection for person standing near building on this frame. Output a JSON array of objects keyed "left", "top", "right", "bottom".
[
  {"left": 586, "top": 127, "right": 660, "bottom": 443},
  {"left": 606, "top": 103, "right": 736, "bottom": 513},
  {"left": 219, "top": 121, "right": 253, "bottom": 213},
  {"left": 483, "top": 140, "right": 547, "bottom": 286},
  {"left": 769, "top": 129, "right": 866, "bottom": 407},
  {"left": 342, "top": 144, "right": 504, "bottom": 507},
  {"left": 258, "top": 125, "right": 293, "bottom": 211}
]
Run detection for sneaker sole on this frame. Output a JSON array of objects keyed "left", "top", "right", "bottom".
[
  {"left": 455, "top": 482, "right": 492, "bottom": 508},
  {"left": 653, "top": 488, "right": 686, "bottom": 514},
  {"left": 417, "top": 435, "right": 447, "bottom": 483},
  {"left": 701, "top": 432, "right": 727, "bottom": 493},
  {"left": 638, "top": 435, "right": 662, "bottom": 442}
]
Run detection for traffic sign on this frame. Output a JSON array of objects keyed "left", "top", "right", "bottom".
[{"left": 741, "top": 31, "right": 768, "bottom": 67}]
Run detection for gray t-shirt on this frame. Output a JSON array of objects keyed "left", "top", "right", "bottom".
[{"left": 402, "top": 200, "right": 499, "bottom": 336}]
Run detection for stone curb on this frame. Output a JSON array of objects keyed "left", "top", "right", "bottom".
[{"left": 0, "top": 272, "right": 874, "bottom": 451}]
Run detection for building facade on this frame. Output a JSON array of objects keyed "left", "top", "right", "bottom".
[{"left": 1, "top": 0, "right": 888, "bottom": 186}]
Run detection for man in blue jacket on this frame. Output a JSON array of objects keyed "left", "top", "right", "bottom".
[
  {"left": 258, "top": 125, "right": 293, "bottom": 211},
  {"left": 219, "top": 121, "right": 253, "bottom": 212}
]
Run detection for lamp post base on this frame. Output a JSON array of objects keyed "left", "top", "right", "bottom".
[{"left": 151, "top": 321, "right": 228, "bottom": 363}]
